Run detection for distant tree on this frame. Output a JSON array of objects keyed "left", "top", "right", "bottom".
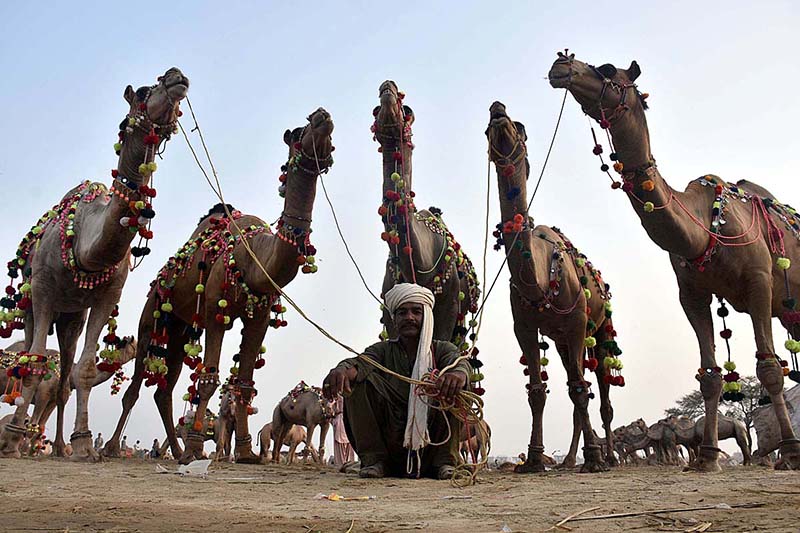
[
  {"left": 664, "top": 389, "right": 705, "bottom": 420},
  {"left": 665, "top": 376, "right": 762, "bottom": 436}
]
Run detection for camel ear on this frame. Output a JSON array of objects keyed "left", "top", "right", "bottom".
[
  {"left": 124, "top": 85, "right": 135, "bottom": 104},
  {"left": 284, "top": 129, "right": 293, "bottom": 146},
  {"left": 627, "top": 61, "right": 641, "bottom": 82},
  {"left": 514, "top": 121, "right": 527, "bottom": 142}
]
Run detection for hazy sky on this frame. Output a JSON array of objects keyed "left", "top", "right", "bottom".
[{"left": 1, "top": 1, "right": 798, "bottom": 458}]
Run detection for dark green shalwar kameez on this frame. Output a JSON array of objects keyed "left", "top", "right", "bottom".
[{"left": 336, "top": 339, "right": 469, "bottom": 478}]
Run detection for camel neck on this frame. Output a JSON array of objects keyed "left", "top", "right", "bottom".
[
  {"left": 75, "top": 130, "right": 156, "bottom": 272},
  {"left": 381, "top": 145, "right": 413, "bottom": 201},
  {"left": 282, "top": 167, "right": 318, "bottom": 233},
  {"left": 495, "top": 163, "right": 545, "bottom": 302},
  {"left": 610, "top": 110, "right": 709, "bottom": 260}
]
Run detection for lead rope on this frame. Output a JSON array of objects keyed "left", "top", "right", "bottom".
[{"left": 179, "top": 101, "right": 487, "bottom": 486}]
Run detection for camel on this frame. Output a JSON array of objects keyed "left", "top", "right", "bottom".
[
  {"left": 104, "top": 108, "right": 335, "bottom": 465},
  {"left": 271, "top": 382, "right": 334, "bottom": 464},
  {"left": 0, "top": 68, "right": 188, "bottom": 461},
  {"left": 665, "top": 414, "right": 752, "bottom": 465},
  {"left": 485, "top": 102, "right": 624, "bottom": 473},
  {"left": 258, "top": 421, "right": 307, "bottom": 464},
  {"left": 459, "top": 419, "right": 491, "bottom": 464},
  {"left": 373, "top": 81, "right": 481, "bottom": 355},
  {"left": 550, "top": 52, "right": 800, "bottom": 471},
  {"left": 159, "top": 411, "right": 221, "bottom": 458},
  {"left": 1, "top": 339, "right": 135, "bottom": 453},
  {"left": 617, "top": 419, "right": 683, "bottom": 466},
  {"left": 752, "top": 384, "right": 800, "bottom": 462}
]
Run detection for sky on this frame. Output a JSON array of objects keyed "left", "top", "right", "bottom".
[{"left": 1, "top": 1, "right": 799, "bottom": 459}]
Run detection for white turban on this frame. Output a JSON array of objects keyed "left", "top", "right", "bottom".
[{"left": 384, "top": 283, "right": 435, "bottom": 452}]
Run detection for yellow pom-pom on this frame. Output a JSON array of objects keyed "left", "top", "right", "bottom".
[
  {"left": 777, "top": 257, "right": 791, "bottom": 270},
  {"left": 643, "top": 201, "right": 654, "bottom": 213},
  {"left": 585, "top": 336, "right": 597, "bottom": 348}
]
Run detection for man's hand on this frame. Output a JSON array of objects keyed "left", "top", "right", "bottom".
[
  {"left": 322, "top": 366, "right": 357, "bottom": 400},
  {"left": 436, "top": 371, "right": 467, "bottom": 402}
]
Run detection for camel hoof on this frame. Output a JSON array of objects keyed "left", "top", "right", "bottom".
[
  {"left": 0, "top": 432, "right": 23, "bottom": 458},
  {"left": 683, "top": 457, "right": 721, "bottom": 473},
  {"left": 178, "top": 448, "right": 205, "bottom": 465},
  {"left": 514, "top": 461, "right": 545, "bottom": 474},
  {"left": 235, "top": 449, "right": 260, "bottom": 464},
  {"left": 580, "top": 459, "right": 609, "bottom": 473},
  {"left": 554, "top": 459, "right": 576, "bottom": 470},
  {"left": 70, "top": 437, "right": 102, "bottom": 463},
  {"left": 775, "top": 441, "right": 800, "bottom": 470},
  {"left": 102, "top": 442, "right": 121, "bottom": 458},
  {"left": 605, "top": 455, "right": 620, "bottom": 467}
]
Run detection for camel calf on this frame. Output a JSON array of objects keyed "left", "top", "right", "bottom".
[{"left": 258, "top": 422, "right": 306, "bottom": 463}]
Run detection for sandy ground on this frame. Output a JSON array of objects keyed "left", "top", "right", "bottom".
[{"left": 0, "top": 458, "right": 798, "bottom": 533}]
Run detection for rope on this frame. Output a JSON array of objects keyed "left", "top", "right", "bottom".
[{"left": 178, "top": 100, "right": 486, "bottom": 486}]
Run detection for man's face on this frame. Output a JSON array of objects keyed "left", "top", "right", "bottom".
[{"left": 394, "top": 302, "right": 424, "bottom": 338}]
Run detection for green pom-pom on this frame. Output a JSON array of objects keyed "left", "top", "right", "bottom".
[
  {"left": 153, "top": 310, "right": 161, "bottom": 319},
  {"left": 259, "top": 345, "right": 267, "bottom": 354},
  {"left": 195, "top": 284, "right": 205, "bottom": 294},
  {"left": 218, "top": 299, "right": 228, "bottom": 308},
  {"left": 458, "top": 291, "right": 465, "bottom": 301},
  {"left": 785, "top": 339, "right": 800, "bottom": 353},
  {"left": 604, "top": 356, "right": 614, "bottom": 368},
  {"left": 723, "top": 360, "right": 736, "bottom": 371},
  {"left": 575, "top": 258, "right": 586, "bottom": 267},
  {"left": 643, "top": 201, "right": 655, "bottom": 213},
  {"left": 391, "top": 172, "right": 401, "bottom": 182},
  {"left": 114, "top": 142, "right": 122, "bottom": 152},
  {"left": 777, "top": 257, "right": 791, "bottom": 270},
  {"left": 540, "top": 356, "right": 549, "bottom": 366},
  {"left": 583, "top": 288, "right": 591, "bottom": 299},
  {"left": 183, "top": 393, "right": 191, "bottom": 401},
  {"left": 585, "top": 336, "right": 597, "bottom": 348},
  {"left": 20, "top": 283, "right": 31, "bottom": 293},
  {"left": 161, "top": 302, "right": 173, "bottom": 313},
  {"left": 18, "top": 355, "right": 29, "bottom": 364}
]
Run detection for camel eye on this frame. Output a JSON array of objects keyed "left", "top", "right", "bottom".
[{"left": 597, "top": 64, "right": 618, "bottom": 79}]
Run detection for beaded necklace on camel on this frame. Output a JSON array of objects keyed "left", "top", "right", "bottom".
[
  {"left": 587, "top": 114, "right": 800, "bottom": 388},
  {"left": 372, "top": 97, "right": 481, "bottom": 351}
]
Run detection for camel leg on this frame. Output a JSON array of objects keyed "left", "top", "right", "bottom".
[
  {"left": 180, "top": 318, "right": 225, "bottom": 464},
  {"left": 50, "top": 311, "right": 85, "bottom": 457},
  {"left": 509, "top": 298, "right": 547, "bottom": 473},
  {"left": 154, "top": 325, "right": 187, "bottom": 463},
  {"left": 381, "top": 268, "right": 399, "bottom": 339},
  {"left": 287, "top": 440, "right": 298, "bottom": 465},
  {"left": 562, "top": 319, "right": 607, "bottom": 473},
  {"left": 104, "top": 316, "right": 151, "bottom": 458},
  {"left": 0, "top": 296, "right": 55, "bottom": 457},
  {"left": 556, "top": 404, "right": 581, "bottom": 469},
  {"left": 592, "top": 328, "right": 618, "bottom": 467},
  {"left": 271, "top": 406, "right": 289, "bottom": 464},
  {"left": 677, "top": 285, "right": 722, "bottom": 472},
  {"left": 432, "top": 286, "right": 459, "bottom": 343},
  {"left": 736, "top": 429, "right": 752, "bottom": 466},
  {"left": 70, "top": 301, "right": 119, "bottom": 462},
  {"left": 233, "top": 316, "right": 268, "bottom": 464},
  {"left": 746, "top": 281, "right": 800, "bottom": 470},
  {"left": 317, "top": 421, "right": 330, "bottom": 465},
  {"left": 305, "top": 423, "right": 319, "bottom": 463}
]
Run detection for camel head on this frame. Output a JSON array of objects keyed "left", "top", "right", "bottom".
[
  {"left": 122, "top": 67, "right": 190, "bottom": 139},
  {"left": 485, "top": 101, "right": 529, "bottom": 179},
  {"left": 283, "top": 107, "right": 335, "bottom": 175},
  {"left": 372, "top": 80, "right": 414, "bottom": 147},
  {"left": 548, "top": 51, "right": 647, "bottom": 128},
  {"left": 117, "top": 336, "right": 137, "bottom": 365}
]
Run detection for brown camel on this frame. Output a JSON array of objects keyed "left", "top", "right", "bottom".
[
  {"left": 1, "top": 339, "right": 135, "bottom": 453},
  {"left": 485, "top": 102, "right": 624, "bottom": 473},
  {"left": 258, "top": 421, "right": 307, "bottom": 464},
  {"left": 104, "top": 108, "right": 335, "bottom": 465},
  {"left": 373, "top": 81, "right": 481, "bottom": 359},
  {"left": 665, "top": 414, "right": 752, "bottom": 465},
  {"left": 459, "top": 419, "right": 491, "bottom": 464},
  {"left": 550, "top": 52, "right": 800, "bottom": 471},
  {"left": 0, "top": 68, "right": 188, "bottom": 461},
  {"left": 271, "top": 382, "right": 334, "bottom": 464},
  {"left": 752, "top": 384, "right": 800, "bottom": 462}
]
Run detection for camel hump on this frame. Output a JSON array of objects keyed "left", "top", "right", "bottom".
[
  {"left": 198, "top": 203, "right": 237, "bottom": 225},
  {"left": 735, "top": 179, "right": 778, "bottom": 200}
]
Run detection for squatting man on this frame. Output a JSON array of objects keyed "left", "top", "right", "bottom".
[{"left": 323, "top": 283, "right": 469, "bottom": 479}]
